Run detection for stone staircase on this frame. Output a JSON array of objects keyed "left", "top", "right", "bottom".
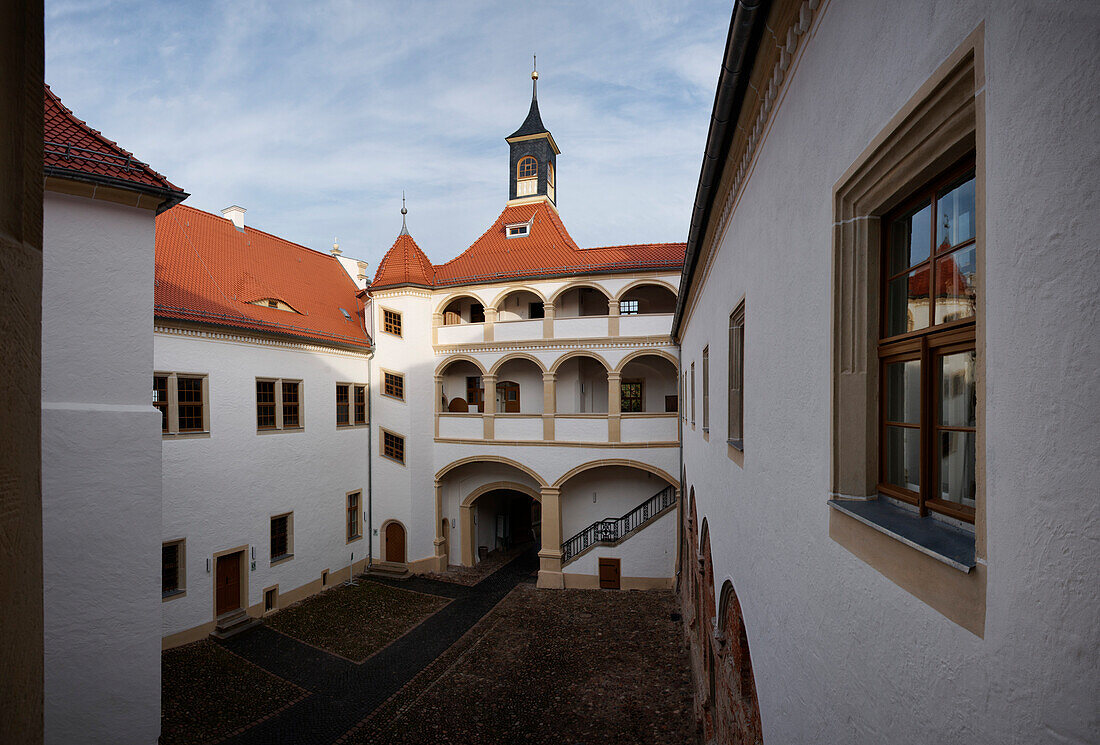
[
  {"left": 560, "top": 484, "right": 677, "bottom": 565},
  {"left": 363, "top": 560, "right": 411, "bottom": 580},
  {"left": 210, "top": 609, "right": 260, "bottom": 640}
]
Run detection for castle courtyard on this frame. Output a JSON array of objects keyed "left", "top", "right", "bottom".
[{"left": 161, "top": 553, "right": 696, "bottom": 745}]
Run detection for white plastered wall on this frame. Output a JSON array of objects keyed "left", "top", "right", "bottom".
[
  {"left": 41, "top": 193, "right": 162, "bottom": 745},
  {"left": 156, "top": 331, "right": 370, "bottom": 637},
  {"left": 678, "top": 2, "right": 1100, "bottom": 743}
]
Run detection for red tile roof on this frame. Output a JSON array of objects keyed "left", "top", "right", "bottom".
[
  {"left": 155, "top": 205, "right": 370, "bottom": 349},
  {"left": 371, "top": 232, "right": 435, "bottom": 289},
  {"left": 371, "top": 199, "right": 685, "bottom": 290},
  {"left": 44, "top": 84, "right": 186, "bottom": 209}
]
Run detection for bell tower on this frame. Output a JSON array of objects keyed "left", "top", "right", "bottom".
[{"left": 506, "top": 59, "right": 560, "bottom": 206}]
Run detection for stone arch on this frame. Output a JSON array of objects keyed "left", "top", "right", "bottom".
[
  {"left": 613, "top": 278, "right": 679, "bottom": 301},
  {"left": 434, "top": 291, "right": 488, "bottom": 317},
  {"left": 613, "top": 348, "right": 679, "bottom": 373},
  {"left": 489, "top": 352, "right": 547, "bottom": 376},
  {"left": 435, "top": 455, "right": 549, "bottom": 489},
  {"left": 434, "top": 354, "right": 488, "bottom": 377},
  {"left": 548, "top": 280, "right": 613, "bottom": 305},
  {"left": 715, "top": 578, "right": 764, "bottom": 744},
  {"left": 549, "top": 349, "right": 612, "bottom": 374},
  {"left": 489, "top": 284, "right": 548, "bottom": 311},
  {"left": 460, "top": 480, "right": 542, "bottom": 508},
  {"left": 551, "top": 458, "right": 679, "bottom": 490},
  {"left": 379, "top": 519, "right": 408, "bottom": 564}
]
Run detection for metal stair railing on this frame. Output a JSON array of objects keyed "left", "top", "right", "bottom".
[{"left": 560, "top": 484, "right": 676, "bottom": 561}]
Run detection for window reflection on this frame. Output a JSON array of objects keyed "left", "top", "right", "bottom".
[
  {"left": 934, "top": 246, "right": 976, "bottom": 324},
  {"left": 938, "top": 431, "right": 976, "bottom": 508},
  {"left": 885, "top": 426, "right": 920, "bottom": 492},
  {"left": 939, "top": 351, "right": 976, "bottom": 427},
  {"left": 888, "top": 202, "right": 931, "bottom": 274},
  {"left": 937, "top": 176, "right": 975, "bottom": 251},
  {"left": 885, "top": 359, "right": 921, "bottom": 424}
]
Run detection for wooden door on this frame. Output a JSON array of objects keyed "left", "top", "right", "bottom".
[
  {"left": 215, "top": 553, "right": 241, "bottom": 615},
  {"left": 385, "top": 522, "right": 406, "bottom": 563},
  {"left": 496, "top": 381, "right": 520, "bottom": 413},
  {"left": 466, "top": 376, "right": 484, "bottom": 413},
  {"left": 598, "top": 557, "right": 621, "bottom": 589}
]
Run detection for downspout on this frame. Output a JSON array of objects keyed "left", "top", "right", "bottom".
[{"left": 365, "top": 293, "right": 376, "bottom": 570}]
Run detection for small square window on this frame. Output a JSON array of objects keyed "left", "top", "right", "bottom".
[
  {"left": 383, "top": 431, "right": 405, "bottom": 464},
  {"left": 620, "top": 299, "right": 640, "bottom": 315},
  {"left": 384, "top": 372, "right": 405, "bottom": 401},
  {"left": 383, "top": 309, "right": 402, "bottom": 337},
  {"left": 264, "top": 587, "right": 277, "bottom": 612}
]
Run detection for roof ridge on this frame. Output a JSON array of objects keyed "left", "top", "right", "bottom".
[
  {"left": 583, "top": 241, "right": 687, "bottom": 250},
  {"left": 44, "top": 83, "right": 179, "bottom": 189},
  {"left": 173, "top": 204, "right": 344, "bottom": 263}
]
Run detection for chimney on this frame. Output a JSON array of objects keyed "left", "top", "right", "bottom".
[
  {"left": 331, "top": 237, "right": 342, "bottom": 257},
  {"left": 221, "top": 205, "right": 246, "bottom": 231},
  {"left": 356, "top": 261, "right": 368, "bottom": 283}
]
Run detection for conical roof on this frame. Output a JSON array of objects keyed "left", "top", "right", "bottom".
[
  {"left": 371, "top": 232, "right": 434, "bottom": 289},
  {"left": 508, "top": 78, "right": 549, "bottom": 139}
]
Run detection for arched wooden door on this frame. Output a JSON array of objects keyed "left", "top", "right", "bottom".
[
  {"left": 384, "top": 522, "right": 406, "bottom": 563},
  {"left": 496, "top": 381, "right": 520, "bottom": 412}
]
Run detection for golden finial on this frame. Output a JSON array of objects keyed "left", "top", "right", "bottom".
[{"left": 532, "top": 55, "right": 538, "bottom": 81}]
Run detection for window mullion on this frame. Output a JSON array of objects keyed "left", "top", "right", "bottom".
[{"left": 919, "top": 335, "right": 932, "bottom": 516}]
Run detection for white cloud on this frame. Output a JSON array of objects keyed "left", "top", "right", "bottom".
[{"left": 45, "top": 0, "right": 731, "bottom": 270}]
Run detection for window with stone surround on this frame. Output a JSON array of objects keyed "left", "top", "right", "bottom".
[
  {"left": 382, "top": 430, "right": 405, "bottom": 465},
  {"left": 382, "top": 308, "right": 402, "bottom": 337},
  {"left": 154, "top": 372, "right": 209, "bottom": 436},
  {"left": 270, "top": 513, "right": 293, "bottom": 563},
  {"left": 162, "top": 539, "right": 185, "bottom": 598},
  {"left": 383, "top": 371, "right": 405, "bottom": 401}
]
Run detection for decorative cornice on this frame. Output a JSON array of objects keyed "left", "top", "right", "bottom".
[
  {"left": 435, "top": 335, "right": 676, "bottom": 355},
  {"left": 155, "top": 324, "right": 372, "bottom": 360}
]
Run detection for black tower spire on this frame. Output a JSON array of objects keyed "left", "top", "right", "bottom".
[{"left": 506, "top": 58, "right": 559, "bottom": 204}]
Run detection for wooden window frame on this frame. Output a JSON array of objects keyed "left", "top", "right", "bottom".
[
  {"left": 620, "top": 298, "right": 640, "bottom": 315},
  {"left": 162, "top": 539, "right": 185, "bottom": 600},
  {"left": 728, "top": 302, "right": 745, "bottom": 449},
  {"left": 690, "top": 362, "right": 696, "bottom": 428},
  {"left": 878, "top": 163, "right": 977, "bottom": 523},
  {"left": 176, "top": 375, "right": 205, "bottom": 432},
  {"left": 256, "top": 378, "right": 303, "bottom": 432},
  {"left": 620, "top": 378, "right": 645, "bottom": 413},
  {"left": 281, "top": 380, "right": 301, "bottom": 429},
  {"left": 517, "top": 156, "right": 538, "bottom": 180},
  {"left": 346, "top": 490, "right": 362, "bottom": 543},
  {"left": 354, "top": 384, "right": 367, "bottom": 425},
  {"left": 381, "top": 428, "right": 406, "bottom": 466},
  {"left": 382, "top": 370, "right": 405, "bottom": 402},
  {"left": 153, "top": 375, "right": 168, "bottom": 432},
  {"left": 270, "top": 512, "right": 294, "bottom": 565},
  {"left": 156, "top": 372, "right": 209, "bottom": 437},
  {"left": 256, "top": 379, "right": 277, "bottom": 430},
  {"left": 382, "top": 307, "right": 403, "bottom": 337},
  {"left": 336, "top": 384, "right": 350, "bottom": 426},
  {"left": 702, "top": 346, "right": 710, "bottom": 432}
]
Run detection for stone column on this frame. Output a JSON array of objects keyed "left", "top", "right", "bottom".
[
  {"left": 434, "top": 375, "right": 443, "bottom": 437},
  {"left": 431, "top": 312, "right": 442, "bottom": 345},
  {"left": 537, "top": 487, "right": 564, "bottom": 588},
  {"left": 460, "top": 504, "right": 475, "bottom": 567},
  {"left": 608, "top": 299, "right": 620, "bottom": 337},
  {"left": 484, "top": 307, "right": 497, "bottom": 342},
  {"left": 607, "top": 370, "right": 622, "bottom": 443},
  {"left": 542, "top": 371, "right": 556, "bottom": 441},
  {"left": 481, "top": 373, "right": 496, "bottom": 440},
  {"left": 432, "top": 480, "right": 447, "bottom": 571},
  {"left": 542, "top": 301, "right": 555, "bottom": 339}
]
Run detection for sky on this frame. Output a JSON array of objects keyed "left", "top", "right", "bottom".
[{"left": 45, "top": 1, "right": 731, "bottom": 271}]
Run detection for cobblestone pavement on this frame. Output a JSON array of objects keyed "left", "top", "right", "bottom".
[
  {"left": 205, "top": 549, "right": 694, "bottom": 744},
  {"left": 214, "top": 549, "right": 538, "bottom": 745}
]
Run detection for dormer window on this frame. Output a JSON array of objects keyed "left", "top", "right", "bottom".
[
  {"left": 508, "top": 225, "right": 529, "bottom": 238},
  {"left": 516, "top": 156, "right": 538, "bottom": 197},
  {"left": 250, "top": 298, "right": 299, "bottom": 313}
]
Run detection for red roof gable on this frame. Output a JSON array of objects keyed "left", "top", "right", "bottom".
[
  {"left": 371, "top": 200, "right": 685, "bottom": 290},
  {"left": 372, "top": 232, "right": 435, "bottom": 289},
  {"left": 44, "top": 84, "right": 186, "bottom": 208},
  {"left": 155, "top": 205, "right": 370, "bottom": 349}
]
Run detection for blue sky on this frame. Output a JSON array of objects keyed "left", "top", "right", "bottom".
[{"left": 46, "top": 1, "right": 730, "bottom": 269}]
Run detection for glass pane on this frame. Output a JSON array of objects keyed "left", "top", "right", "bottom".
[
  {"left": 886, "top": 266, "right": 930, "bottom": 336},
  {"left": 934, "top": 245, "right": 977, "bottom": 324},
  {"left": 888, "top": 202, "right": 932, "bottom": 274},
  {"left": 939, "top": 350, "right": 976, "bottom": 427},
  {"left": 936, "top": 175, "right": 975, "bottom": 251},
  {"left": 939, "top": 430, "right": 976, "bottom": 508},
  {"left": 885, "top": 359, "right": 921, "bottom": 424},
  {"left": 885, "top": 425, "right": 921, "bottom": 492}
]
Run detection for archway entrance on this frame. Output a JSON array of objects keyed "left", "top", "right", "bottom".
[
  {"left": 383, "top": 521, "right": 406, "bottom": 563},
  {"left": 468, "top": 489, "right": 540, "bottom": 565}
]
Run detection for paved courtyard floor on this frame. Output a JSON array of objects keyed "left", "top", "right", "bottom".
[{"left": 161, "top": 550, "right": 696, "bottom": 744}]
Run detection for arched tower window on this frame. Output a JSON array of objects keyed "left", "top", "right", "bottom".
[
  {"left": 547, "top": 161, "right": 555, "bottom": 202},
  {"left": 517, "top": 156, "right": 538, "bottom": 179}
]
